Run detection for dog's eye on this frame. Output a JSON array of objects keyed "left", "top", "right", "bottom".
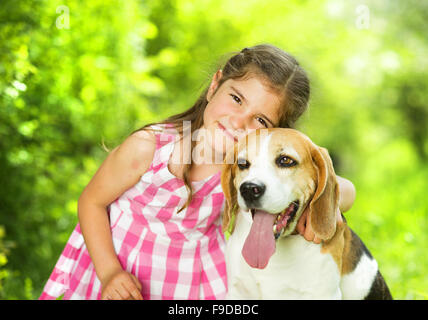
[
  {"left": 237, "top": 159, "right": 250, "bottom": 170},
  {"left": 276, "top": 155, "right": 297, "bottom": 168}
]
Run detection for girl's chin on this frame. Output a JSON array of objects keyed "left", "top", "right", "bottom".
[{"left": 195, "top": 127, "right": 235, "bottom": 163}]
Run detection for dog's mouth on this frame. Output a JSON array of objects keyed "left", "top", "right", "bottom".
[
  {"left": 250, "top": 200, "right": 300, "bottom": 239},
  {"left": 243, "top": 200, "right": 300, "bottom": 269}
]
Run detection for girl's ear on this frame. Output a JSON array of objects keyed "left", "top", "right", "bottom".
[
  {"left": 308, "top": 146, "right": 339, "bottom": 241},
  {"left": 221, "top": 145, "right": 238, "bottom": 234},
  {"left": 207, "top": 69, "right": 223, "bottom": 102}
]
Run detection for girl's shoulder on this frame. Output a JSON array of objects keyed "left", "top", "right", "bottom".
[
  {"left": 140, "top": 123, "right": 181, "bottom": 147},
  {"left": 127, "top": 122, "right": 175, "bottom": 148},
  {"left": 118, "top": 123, "right": 177, "bottom": 168},
  {"left": 122, "top": 128, "right": 156, "bottom": 152},
  {"left": 115, "top": 123, "right": 178, "bottom": 163},
  {"left": 109, "top": 128, "right": 157, "bottom": 177},
  {"left": 130, "top": 127, "right": 157, "bottom": 144}
]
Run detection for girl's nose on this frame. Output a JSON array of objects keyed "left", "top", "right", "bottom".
[{"left": 229, "top": 113, "right": 248, "bottom": 131}]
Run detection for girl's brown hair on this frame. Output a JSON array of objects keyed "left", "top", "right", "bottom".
[{"left": 135, "top": 44, "right": 310, "bottom": 211}]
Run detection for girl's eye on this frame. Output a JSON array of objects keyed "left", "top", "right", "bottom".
[
  {"left": 230, "top": 94, "right": 242, "bottom": 104},
  {"left": 256, "top": 117, "right": 268, "bottom": 128}
]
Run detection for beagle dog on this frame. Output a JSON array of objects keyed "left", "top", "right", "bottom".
[{"left": 222, "top": 128, "right": 392, "bottom": 300}]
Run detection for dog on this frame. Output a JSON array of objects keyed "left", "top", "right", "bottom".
[{"left": 221, "top": 128, "right": 392, "bottom": 300}]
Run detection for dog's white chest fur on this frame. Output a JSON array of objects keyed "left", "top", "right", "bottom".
[{"left": 225, "top": 210, "right": 342, "bottom": 300}]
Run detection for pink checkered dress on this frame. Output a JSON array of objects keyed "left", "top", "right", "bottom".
[{"left": 39, "top": 125, "right": 227, "bottom": 300}]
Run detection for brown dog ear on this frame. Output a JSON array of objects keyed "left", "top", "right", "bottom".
[
  {"left": 221, "top": 146, "right": 238, "bottom": 234},
  {"left": 309, "top": 146, "right": 339, "bottom": 240}
]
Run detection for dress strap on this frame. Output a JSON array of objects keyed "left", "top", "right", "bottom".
[{"left": 147, "top": 123, "right": 178, "bottom": 171}]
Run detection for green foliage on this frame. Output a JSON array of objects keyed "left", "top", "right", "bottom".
[
  {"left": 0, "top": 0, "right": 157, "bottom": 299},
  {"left": 0, "top": 0, "right": 427, "bottom": 299},
  {"left": 0, "top": 226, "right": 13, "bottom": 296}
]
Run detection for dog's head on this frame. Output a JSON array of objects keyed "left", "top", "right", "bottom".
[{"left": 221, "top": 128, "right": 339, "bottom": 268}]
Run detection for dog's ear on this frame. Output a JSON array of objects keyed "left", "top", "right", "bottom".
[
  {"left": 309, "top": 146, "right": 339, "bottom": 240},
  {"left": 221, "top": 145, "right": 238, "bottom": 234}
]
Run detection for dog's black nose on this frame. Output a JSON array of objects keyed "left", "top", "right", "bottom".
[{"left": 240, "top": 182, "right": 266, "bottom": 202}]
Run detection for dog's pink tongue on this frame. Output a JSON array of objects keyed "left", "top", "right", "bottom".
[{"left": 242, "top": 210, "right": 277, "bottom": 269}]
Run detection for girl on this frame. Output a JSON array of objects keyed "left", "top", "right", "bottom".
[{"left": 40, "top": 44, "right": 355, "bottom": 300}]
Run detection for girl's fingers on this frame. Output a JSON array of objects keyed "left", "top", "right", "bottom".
[
  {"left": 303, "top": 222, "right": 315, "bottom": 242},
  {"left": 313, "top": 235, "right": 321, "bottom": 244},
  {"left": 105, "top": 288, "right": 123, "bottom": 300},
  {"left": 296, "top": 207, "right": 308, "bottom": 235},
  {"left": 102, "top": 289, "right": 117, "bottom": 300},
  {"left": 130, "top": 274, "right": 143, "bottom": 291},
  {"left": 296, "top": 205, "right": 343, "bottom": 244},
  {"left": 101, "top": 272, "right": 143, "bottom": 300},
  {"left": 296, "top": 207, "right": 316, "bottom": 242},
  {"left": 115, "top": 286, "right": 130, "bottom": 300},
  {"left": 302, "top": 207, "right": 316, "bottom": 242},
  {"left": 122, "top": 280, "right": 143, "bottom": 300}
]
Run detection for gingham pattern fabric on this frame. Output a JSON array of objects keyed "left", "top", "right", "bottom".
[{"left": 39, "top": 125, "right": 227, "bottom": 300}]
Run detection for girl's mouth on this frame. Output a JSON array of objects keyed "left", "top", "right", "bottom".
[{"left": 217, "top": 122, "right": 238, "bottom": 142}]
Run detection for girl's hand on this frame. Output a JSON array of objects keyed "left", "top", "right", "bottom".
[
  {"left": 101, "top": 269, "right": 143, "bottom": 300},
  {"left": 296, "top": 206, "right": 343, "bottom": 244}
]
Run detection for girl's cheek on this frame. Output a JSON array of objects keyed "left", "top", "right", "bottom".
[
  {"left": 235, "top": 128, "right": 256, "bottom": 140},
  {"left": 216, "top": 98, "right": 234, "bottom": 113}
]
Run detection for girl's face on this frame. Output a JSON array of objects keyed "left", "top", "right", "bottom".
[{"left": 202, "top": 70, "right": 282, "bottom": 160}]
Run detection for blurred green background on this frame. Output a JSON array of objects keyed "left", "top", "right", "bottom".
[{"left": 0, "top": 0, "right": 427, "bottom": 300}]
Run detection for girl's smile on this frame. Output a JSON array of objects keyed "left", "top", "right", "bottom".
[{"left": 217, "top": 122, "right": 239, "bottom": 142}]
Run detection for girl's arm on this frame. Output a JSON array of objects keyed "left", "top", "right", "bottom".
[
  {"left": 78, "top": 130, "right": 156, "bottom": 300},
  {"left": 336, "top": 175, "right": 356, "bottom": 213},
  {"left": 296, "top": 175, "right": 356, "bottom": 244}
]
